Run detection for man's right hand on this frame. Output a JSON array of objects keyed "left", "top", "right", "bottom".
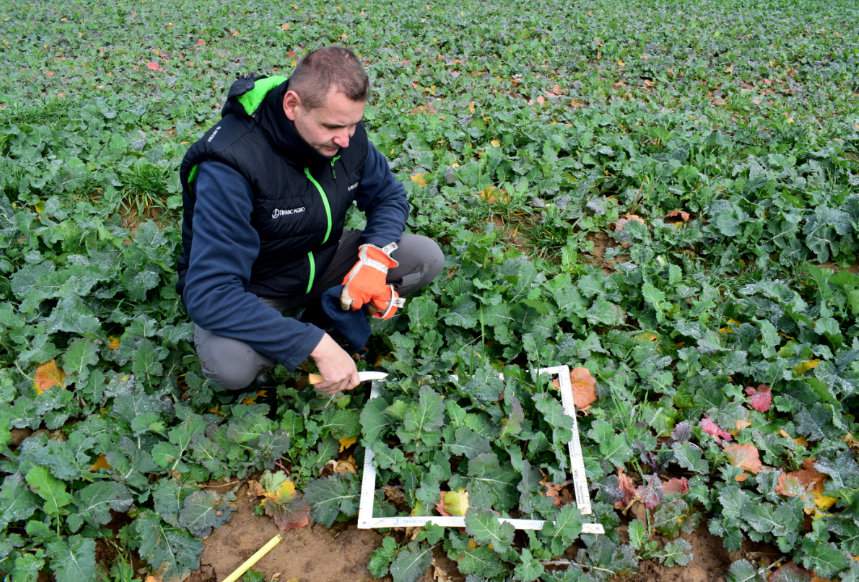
[{"left": 309, "top": 333, "right": 359, "bottom": 395}]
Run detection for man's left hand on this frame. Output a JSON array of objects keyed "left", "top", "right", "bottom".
[{"left": 340, "top": 243, "right": 402, "bottom": 319}]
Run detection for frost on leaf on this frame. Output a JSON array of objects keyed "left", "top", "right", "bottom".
[
  {"left": 745, "top": 384, "right": 772, "bottom": 413},
  {"left": 700, "top": 417, "right": 732, "bottom": 443},
  {"left": 34, "top": 360, "right": 65, "bottom": 394},
  {"left": 724, "top": 443, "right": 763, "bottom": 481}
]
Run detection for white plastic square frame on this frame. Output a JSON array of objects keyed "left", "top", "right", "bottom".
[{"left": 356, "top": 365, "right": 605, "bottom": 535}]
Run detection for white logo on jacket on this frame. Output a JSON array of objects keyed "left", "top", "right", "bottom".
[
  {"left": 347, "top": 182, "right": 359, "bottom": 191},
  {"left": 272, "top": 206, "right": 306, "bottom": 219}
]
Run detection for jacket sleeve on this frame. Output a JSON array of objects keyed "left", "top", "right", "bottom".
[
  {"left": 182, "top": 161, "right": 325, "bottom": 369},
  {"left": 354, "top": 142, "right": 410, "bottom": 247}
]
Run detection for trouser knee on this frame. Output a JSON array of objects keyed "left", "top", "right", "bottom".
[
  {"left": 193, "top": 325, "right": 272, "bottom": 391},
  {"left": 392, "top": 234, "right": 445, "bottom": 297}
]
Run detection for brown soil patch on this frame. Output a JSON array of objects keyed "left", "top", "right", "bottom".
[
  {"left": 617, "top": 527, "right": 731, "bottom": 582},
  {"left": 190, "top": 485, "right": 382, "bottom": 582}
]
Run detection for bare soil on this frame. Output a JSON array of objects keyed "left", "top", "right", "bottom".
[
  {"left": 618, "top": 527, "right": 732, "bottom": 582},
  {"left": 190, "top": 486, "right": 736, "bottom": 582},
  {"left": 189, "top": 485, "right": 381, "bottom": 582}
]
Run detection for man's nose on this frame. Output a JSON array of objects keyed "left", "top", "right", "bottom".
[{"left": 333, "top": 129, "right": 351, "bottom": 148}]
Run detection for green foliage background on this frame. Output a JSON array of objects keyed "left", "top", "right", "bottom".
[{"left": 1, "top": 0, "right": 857, "bottom": 580}]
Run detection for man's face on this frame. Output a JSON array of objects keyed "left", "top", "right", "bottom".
[{"left": 283, "top": 87, "right": 365, "bottom": 158}]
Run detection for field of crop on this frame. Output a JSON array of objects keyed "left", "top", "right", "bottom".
[{"left": 1, "top": 0, "right": 858, "bottom": 580}]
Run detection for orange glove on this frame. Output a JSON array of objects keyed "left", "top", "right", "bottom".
[{"left": 340, "top": 243, "right": 405, "bottom": 319}]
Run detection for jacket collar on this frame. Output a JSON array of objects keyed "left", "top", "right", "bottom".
[{"left": 256, "top": 80, "right": 329, "bottom": 168}]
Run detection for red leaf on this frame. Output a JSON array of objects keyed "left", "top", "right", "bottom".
[
  {"left": 700, "top": 417, "right": 732, "bottom": 443},
  {"left": 614, "top": 469, "right": 637, "bottom": 509},
  {"left": 146, "top": 61, "right": 162, "bottom": 71},
  {"left": 663, "top": 477, "right": 689, "bottom": 495},
  {"left": 745, "top": 384, "right": 772, "bottom": 413}
]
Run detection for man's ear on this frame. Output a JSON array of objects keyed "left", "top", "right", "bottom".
[{"left": 283, "top": 90, "right": 301, "bottom": 120}]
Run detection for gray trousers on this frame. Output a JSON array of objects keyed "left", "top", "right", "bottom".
[{"left": 193, "top": 230, "right": 444, "bottom": 390}]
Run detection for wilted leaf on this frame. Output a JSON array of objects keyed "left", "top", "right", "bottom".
[
  {"left": 745, "top": 384, "right": 772, "bottom": 412},
  {"left": 338, "top": 435, "right": 357, "bottom": 452},
  {"left": 34, "top": 360, "right": 65, "bottom": 394},
  {"left": 724, "top": 443, "right": 763, "bottom": 480},
  {"left": 570, "top": 367, "right": 597, "bottom": 410},
  {"left": 700, "top": 417, "right": 732, "bottom": 443},
  {"left": 663, "top": 477, "right": 689, "bottom": 495},
  {"left": 410, "top": 173, "right": 427, "bottom": 187},
  {"left": 269, "top": 497, "right": 311, "bottom": 531},
  {"left": 436, "top": 489, "right": 469, "bottom": 516},
  {"left": 793, "top": 359, "right": 820, "bottom": 375}
]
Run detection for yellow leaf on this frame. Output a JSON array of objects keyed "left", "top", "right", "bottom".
[
  {"left": 490, "top": 139, "right": 501, "bottom": 148},
  {"left": 436, "top": 489, "right": 469, "bottom": 516},
  {"left": 338, "top": 435, "right": 357, "bottom": 452},
  {"left": 280, "top": 23, "right": 290, "bottom": 31},
  {"left": 107, "top": 336, "right": 121, "bottom": 350},
  {"left": 327, "top": 456, "right": 357, "bottom": 474},
  {"left": 34, "top": 360, "right": 65, "bottom": 394},
  {"left": 794, "top": 359, "right": 820, "bottom": 375},
  {"left": 410, "top": 173, "right": 427, "bottom": 187},
  {"left": 813, "top": 492, "right": 837, "bottom": 511},
  {"left": 467, "top": 539, "right": 478, "bottom": 550},
  {"left": 90, "top": 454, "right": 111, "bottom": 471}
]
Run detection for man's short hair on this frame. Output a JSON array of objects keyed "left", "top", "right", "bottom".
[{"left": 289, "top": 46, "right": 369, "bottom": 109}]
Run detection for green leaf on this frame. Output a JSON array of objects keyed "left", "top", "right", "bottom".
[
  {"left": 672, "top": 442, "right": 710, "bottom": 474},
  {"left": 360, "top": 396, "right": 391, "bottom": 444},
  {"left": 449, "top": 535, "right": 506, "bottom": 578},
  {"left": 75, "top": 481, "right": 133, "bottom": 526},
  {"left": 304, "top": 475, "right": 359, "bottom": 527},
  {"left": 397, "top": 386, "right": 445, "bottom": 446},
  {"left": 628, "top": 518, "right": 646, "bottom": 550},
  {"left": 465, "top": 509, "right": 515, "bottom": 553},
  {"left": 798, "top": 539, "right": 850, "bottom": 578},
  {"left": 179, "top": 490, "right": 233, "bottom": 537},
  {"left": 513, "top": 548, "right": 544, "bottom": 581},
  {"left": 133, "top": 510, "right": 202, "bottom": 579},
  {"left": 466, "top": 452, "right": 518, "bottom": 511},
  {"left": 444, "top": 426, "right": 492, "bottom": 458},
  {"left": 25, "top": 466, "right": 73, "bottom": 515},
  {"left": 727, "top": 559, "right": 763, "bottom": 582},
  {"left": 389, "top": 542, "right": 433, "bottom": 582},
  {"left": 11, "top": 552, "right": 45, "bottom": 582},
  {"left": 46, "top": 535, "right": 96, "bottom": 582},
  {"left": 0, "top": 474, "right": 39, "bottom": 528},
  {"left": 368, "top": 536, "right": 398, "bottom": 578},
  {"left": 588, "top": 419, "right": 632, "bottom": 468},
  {"left": 539, "top": 504, "right": 583, "bottom": 556},
  {"left": 61, "top": 339, "right": 99, "bottom": 385},
  {"left": 659, "top": 539, "right": 692, "bottom": 567}
]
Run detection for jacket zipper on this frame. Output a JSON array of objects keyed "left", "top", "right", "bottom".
[
  {"left": 330, "top": 155, "right": 341, "bottom": 179},
  {"left": 303, "top": 167, "right": 334, "bottom": 293}
]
